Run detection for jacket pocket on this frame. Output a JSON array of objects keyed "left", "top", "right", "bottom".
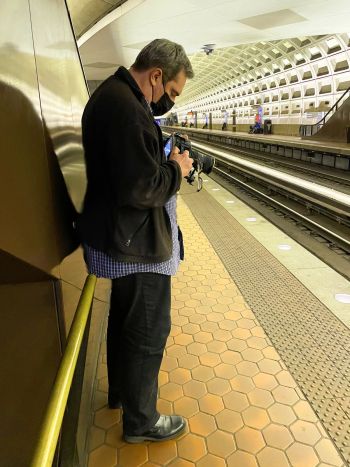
[{"left": 124, "top": 213, "right": 150, "bottom": 247}]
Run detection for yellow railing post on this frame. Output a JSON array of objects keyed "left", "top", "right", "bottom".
[{"left": 31, "top": 274, "right": 97, "bottom": 467}]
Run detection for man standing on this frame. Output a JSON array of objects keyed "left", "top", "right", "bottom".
[{"left": 78, "top": 39, "right": 194, "bottom": 443}]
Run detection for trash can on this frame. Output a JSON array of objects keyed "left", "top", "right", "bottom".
[{"left": 264, "top": 119, "right": 272, "bottom": 135}]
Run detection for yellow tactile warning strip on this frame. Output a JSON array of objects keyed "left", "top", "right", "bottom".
[{"left": 86, "top": 197, "right": 345, "bottom": 467}]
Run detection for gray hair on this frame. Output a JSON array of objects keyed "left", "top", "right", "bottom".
[{"left": 132, "top": 38, "right": 194, "bottom": 82}]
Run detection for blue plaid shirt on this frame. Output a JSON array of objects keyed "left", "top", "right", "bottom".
[{"left": 84, "top": 195, "right": 180, "bottom": 278}]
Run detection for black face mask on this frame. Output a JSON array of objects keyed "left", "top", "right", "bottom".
[{"left": 151, "top": 78, "right": 175, "bottom": 115}]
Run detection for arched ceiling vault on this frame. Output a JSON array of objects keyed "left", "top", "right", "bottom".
[
  {"left": 67, "top": 0, "right": 127, "bottom": 38},
  {"left": 174, "top": 34, "right": 350, "bottom": 112}
]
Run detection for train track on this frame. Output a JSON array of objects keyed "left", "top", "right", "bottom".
[
  {"left": 202, "top": 139, "right": 350, "bottom": 191},
  {"left": 180, "top": 137, "right": 350, "bottom": 279}
]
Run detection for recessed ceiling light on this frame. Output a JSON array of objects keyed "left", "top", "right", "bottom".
[
  {"left": 246, "top": 217, "right": 257, "bottom": 222},
  {"left": 226, "top": 200, "right": 235, "bottom": 204},
  {"left": 212, "top": 188, "right": 220, "bottom": 191},
  {"left": 335, "top": 294, "right": 350, "bottom": 304},
  {"left": 278, "top": 244, "right": 292, "bottom": 251},
  {"left": 203, "top": 179, "right": 209, "bottom": 182}
]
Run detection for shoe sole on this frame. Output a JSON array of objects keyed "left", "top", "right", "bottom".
[{"left": 124, "top": 424, "right": 186, "bottom": 444}]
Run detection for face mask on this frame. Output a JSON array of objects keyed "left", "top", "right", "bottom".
[
  {"left": 151, "top": 93, "right": 175, "bottom": 115},
  {"left": 151, "top": 76, "right": 175, "bottom": 115}
]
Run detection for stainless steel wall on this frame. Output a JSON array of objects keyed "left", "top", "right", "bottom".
[{"left": 0, "top": 0, "right": 89, "bottom": 464}]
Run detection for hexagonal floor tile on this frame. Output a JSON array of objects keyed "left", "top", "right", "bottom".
[
  {"left": 207, "top": 377, "right": 231, "bottom": 396},
  {"left": 94, "top": 407, "right": 120, "bottom": 430},
  {"left": 262, "top": 423, "right": 294, "bottom": 450},
  {"left": 272, "top": 386, "right": 299, "bottom": 406},
  {"left": 177, "top": 354, "right": 200, "bottom": 370},
  {"left": 242, "top": 406, "right": 270, "bottom": 429},
  {"left": 290, "top": 420, "right": 322, "bottom": 445},
  {"left": 215, "top": 363, "right": 238, "bottom": 380},
  {"left": 268, "top": 403, "right": 297, "bottom": 425},
  {"left": 148, "top": 440, "right": 177, "bottom": 465},
  {"left": 236, "top": 361, "right": 259, "bottom": 377},
  {"left": 227, "top": 450, "right": 258, "bottom": 467},
  {"left": 193, "top": 365, "right": 215, "bottom": 383},
  {"left": 197, "top": 454, "right": 226, "bottom": 467},
  {"left": 199, "top": 393, "right": 225, "bottom": 415},
  {"left": 88, "top": 445, "right": 117, "bottom": 467},
  {"left": 159, "top": 382, "right": 183, "bottom": 402},
  {"left": 235, "top": 426, "right": 266, "bottom": 454},
  {"left": 207, "top": 430, "right": 236, "bottom": 458},
  {"left": 221, "top": 350, "right": 242, "bottom": 365},
  {"left": 315, "top": 439, "right": 344, "bottom": 466},
  {"left": 258, "top": 358, "right": 282, "bottom": 375},
  {"left": 174, "top": 396, "right": 199, "bottom": 418},
  {"left": 169, "top": 367, "right": 192, "bottom": 385},
  {"left": 207, "top": 340, "right": 228, "bottom": 354},
  {"left": 177, "top": 433, "right": 207, "bottom": 462},
  {"left": 187, "top": 342, "right": 208, "bottom": 356},
  {"left": 223, "top": 391, "right": 250, "bottom": 412},
  {"left": 183, "top": 380, "right": 207, "bottom": 398},
  {"left": 189, "top": 412, "right": 216, "bottom": 436},
  {"left": 199, "top": 352, "right": 222, "bottom": 367},
  {"left": 105, "top": 423, "right": 125, "bottom": 449},
  {"left": 193, "top": 331, "right": 213, "bottom": 343},
  {"left": 248, "top": 388, "right": 274, "bottom": 408},
  {"left": 230, "top": 375, "right": 255, "bottom": 394},
  {"left": 286, "top": 442, "right": 319, "bottom": 467},
  {"left": 253, "top": 373, "right": 278, "bottom": 390},
  {"left": 216, "top": 408, "right": 244, "bottom": 432},
  {"left": 257, "top": 446, "right": 290, "bottom": 467},
  {"left": 118, "top": 444, "right": 148, "bottom": 467}
]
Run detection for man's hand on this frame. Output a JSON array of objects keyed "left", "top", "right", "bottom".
[{"left": 169, "top": 146, "right": 193, "bottom": 178}]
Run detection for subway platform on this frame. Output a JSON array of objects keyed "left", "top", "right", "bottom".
[
  {"left": 164, "top": 126, "right": 350, "bottom": 157},
  {"left": 83, "top": 177, "right": 350, "bottom": 467}
]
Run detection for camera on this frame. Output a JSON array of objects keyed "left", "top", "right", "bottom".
[{"left": 163, "top": 132, "right": 215, "bottom": 191}]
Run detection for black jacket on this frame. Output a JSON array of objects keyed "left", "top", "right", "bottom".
[{"left": 77, "top": 67, "right": 182, "bottom": 262}]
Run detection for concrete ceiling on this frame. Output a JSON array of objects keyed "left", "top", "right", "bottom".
[{"left": 75, "top": 0, "right": 350, "bottom": 105}]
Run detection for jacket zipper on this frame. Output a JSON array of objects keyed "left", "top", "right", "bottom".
[{"left": 124, "top": 215, "right": 149, "bottom": 247}]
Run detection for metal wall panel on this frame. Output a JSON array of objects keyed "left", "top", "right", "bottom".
[
  {"left": 0, "top": 0, "right": 88, "bottom": 278},
  {"left": 29, "top": 0, "right": 88, "bottom": 214},
  {"left": 0, "top": 0, "right": 63, "bottom": 275},
  {"left": 0, "top": 281, "right": 62, "bottom": 466},
  {"left": 0, "top": 0, "right": 91, "bottom": 465}
]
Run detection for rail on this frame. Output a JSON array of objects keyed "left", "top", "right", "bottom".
[
  {"left": 31, "top": 274, "right": 97, "bottom": 467},
  {"left": 299, "top": 86, "right": 350, "bottom": 137}
]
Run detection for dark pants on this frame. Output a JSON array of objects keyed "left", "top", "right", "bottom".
[{"left": 107, "top": 272, "right": 171, "bottom": 435}]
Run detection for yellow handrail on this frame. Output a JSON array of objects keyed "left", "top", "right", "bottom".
[{"left": 31, "top": 274, "right": 97, "bottom": 467}]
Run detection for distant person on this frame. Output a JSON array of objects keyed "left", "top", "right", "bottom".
[
  {"left": 78, "top": 39, "right": 194, "bottom": 443},
  {"left": 249, "top": 121, "right": 262, "bottom": 134}
]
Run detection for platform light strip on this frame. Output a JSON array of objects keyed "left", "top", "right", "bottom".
[{"left": 192, "top": 141, "right": 350, "bottom": 207}]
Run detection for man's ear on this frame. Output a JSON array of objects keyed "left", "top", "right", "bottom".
[{"left": 150, "top": 68, "right": 162, "bottom": 86}]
